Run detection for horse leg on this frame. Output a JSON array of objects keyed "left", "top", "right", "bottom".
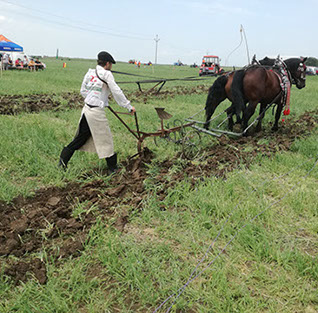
[
  {"left": 235, "top": 100, "right": 247, "bottom": 126},
  {"left": 255, "top": 103, "right": 266, "bottom": 132},
  {"left": 242, "top": 101, "right": 258, "bottom": 134},
  {"left": 272, "top": 103, "right": 283, "bottom": 131},
  {"left": 231, "top": 70, "right": 246, "bottom": 128},
  {"left": 226, "top": 105, "right": 235, "bottom": 131},
  {"left": 233, "top": 100, "right": 244, "bottom": 128}
]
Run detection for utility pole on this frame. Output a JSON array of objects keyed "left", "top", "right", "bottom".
[
  {"left": 154, "top": 34, "right": 160, "bottom": 65},
  {"left": 241, "top": 25, "right": 250, "bottom": 65}
]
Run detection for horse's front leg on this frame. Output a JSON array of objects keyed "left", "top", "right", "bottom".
[
  {"left": 242, "top": 101, "right": 258, "bottom": 134},
  {"left": 255, "top": 103, "right": 266, "bottom": 132},
  {"left": 226, "top": 105, "right": 235, "bottom": 131},
  {"left": 235, "top": 100, "right": 247, "bottom": 126},
  {"left": 272, "top": 102, "right": 283, "bottom": 131}
]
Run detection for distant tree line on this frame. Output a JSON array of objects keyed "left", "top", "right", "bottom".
[{"left": 306, "top": 57, "right": 318, "bottom": 66}]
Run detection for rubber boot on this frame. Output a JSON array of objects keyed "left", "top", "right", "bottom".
[
  {"left": 58, "top": 146, "right": 74, "bottom": 170},
  {"left": 106, "top": 153, "right": 118, "bottom": 175}
]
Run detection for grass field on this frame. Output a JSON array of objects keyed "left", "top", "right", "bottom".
[
  {"left": 0, "top": 58, "right": 216, "bottom": 95},
  {"left": 0, "top": 58, "right": 317, "bottom": 313}
]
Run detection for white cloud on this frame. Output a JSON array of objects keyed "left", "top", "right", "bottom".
[{"left": 0, "top": 16, "right": 6, "bottom": 21}]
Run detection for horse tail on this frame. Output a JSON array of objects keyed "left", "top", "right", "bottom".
[
  {"left": 231, "top": 70, "right": 246, "bottom": 120},
  {"left": 204, "top": 75, "right": 228, "bottom": 129}
]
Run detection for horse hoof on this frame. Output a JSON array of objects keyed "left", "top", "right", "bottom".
[
  {"left": 232, "top": 124, "right": 241, "bottom": 132},
  {"left": 271, "top": 126, "right": 278, "bottom": 132}
]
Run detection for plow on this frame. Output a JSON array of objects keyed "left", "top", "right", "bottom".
[{"left": 108, "top": 106, "right": 204, "bottom": 160}]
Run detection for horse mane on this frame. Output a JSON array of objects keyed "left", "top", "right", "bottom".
[{"left": 208, "top": 75, "right": 228, "bottom": 94}]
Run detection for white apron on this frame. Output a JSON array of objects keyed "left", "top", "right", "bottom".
[{"left": 77, "top": 104, "right": 114, "bottom": 159}]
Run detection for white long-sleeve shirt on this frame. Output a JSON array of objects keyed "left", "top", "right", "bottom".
[{"left": 80, "top": 65, "right": 132, "bottom": 111}]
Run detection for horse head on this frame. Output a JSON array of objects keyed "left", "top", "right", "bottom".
[
  {"left": 259, "top": 56, "right": 275, "bottom": 66},
  {"left": 284, "top": 57, "right": 307, "bottom": 89}
]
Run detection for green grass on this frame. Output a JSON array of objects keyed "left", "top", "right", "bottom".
[{"left": 0, "top": 59, "right": 318, "bottom": 312}]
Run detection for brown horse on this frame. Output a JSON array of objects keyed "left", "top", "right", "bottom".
[
  {"left": 231, "top": 57, "right": 307, "bottom": 132},
  {"left": 204, "top": 57, "right": 275, "bottom": 131},
  {"left": 204, "top": 57, "right": 307, "bottom": 132}
]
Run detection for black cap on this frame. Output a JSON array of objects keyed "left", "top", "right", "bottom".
[{"left": 97, "top": 51, "right": 116, "bottom": 64}]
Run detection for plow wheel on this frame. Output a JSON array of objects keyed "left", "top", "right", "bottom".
[
  {"left": 153, "top": 133, "right": 172, "bottom": 147},
  {"left": 153, "top": 122, "right": 172, "bottom": 147},
  {"left": 181, "top": 128, "right": 202, "bottom": 160},
  {"left": 172, "top": 119, "right": 186, "bottom": 144}
]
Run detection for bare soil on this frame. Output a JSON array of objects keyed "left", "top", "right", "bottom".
[{"left": 0, "top": 110, "right": 317, "bottom": 285}]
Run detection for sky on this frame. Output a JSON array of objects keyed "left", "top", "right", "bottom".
[{"left": 0, "top": 0, "right": 317, "bottom": 66}]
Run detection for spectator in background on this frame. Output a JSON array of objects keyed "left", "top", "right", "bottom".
[
  {"left": 8, "top": 56, "right": 13, "bottom": 68},
  {"left": 15, "top": 58, "right": 23, "bottom": 68},
  {"left": 28, "top": 58, "right": 36, "bottom": 71},
  {"left": 35, "top": 58, "right": 44, "bottom": 70},
  {"left": 23, "top": 55, "right": 29, "bottom": 68},
  {"left": 2, "top": 53, "right": 9, "bottom": 70}
]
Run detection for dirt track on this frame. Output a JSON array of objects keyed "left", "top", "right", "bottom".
[{"left": 0, "top": 110, "right": 317, "bottom": 285}]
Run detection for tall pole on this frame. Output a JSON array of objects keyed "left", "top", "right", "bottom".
[
  {"left": 241, "top": 25, "right": 250, "bottom": 65},
  {"left": 154, "top": 34, "right": 160, "bottom": 65}
]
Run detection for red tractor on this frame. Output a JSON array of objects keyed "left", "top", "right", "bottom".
[{"left": 199, "top": 55, "right": 223, "bottom": 76}]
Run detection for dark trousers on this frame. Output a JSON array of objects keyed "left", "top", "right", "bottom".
[{"left": 67, "top": 114, "right": 91, "bottom": 151}]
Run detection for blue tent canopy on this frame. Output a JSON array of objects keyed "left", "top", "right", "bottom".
[{"left": 0, "top": 35, "right": 23, "bottom": 52}]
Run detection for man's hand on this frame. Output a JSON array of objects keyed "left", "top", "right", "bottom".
[{"left": 130, "top": 106, "right": 136, "bottom": 114}]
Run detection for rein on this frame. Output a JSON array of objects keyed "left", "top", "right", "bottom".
[
  {"left": 281, "top": 60, "right": 293, "bottom": 83},
  {"left": 271, "top": 67, "right": 291, "bottom": 116},
  {"left": 110, "top": 69, "right": 233, "bottom": 94}
]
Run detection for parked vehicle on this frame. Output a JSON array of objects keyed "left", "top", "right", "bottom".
[
  {"left": 306, "top": 66, "right": 316, "bottom": 75},
  {"left": 173, "top": 60, "right": 184, "bottom": 66},
  {"left": 199, "top": 55, "right": 224, "bottom": 76}
]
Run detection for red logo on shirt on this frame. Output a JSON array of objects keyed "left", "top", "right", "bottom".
[{"left": 90, "top": 75, "right": 97, "bottom": 83}]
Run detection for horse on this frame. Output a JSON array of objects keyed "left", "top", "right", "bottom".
[
  {"left": 231, "top": 57, "right": 307, "bottom": 133},
  {"left": 204, "top": 56, "right": 276, "bottom": 131}
]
